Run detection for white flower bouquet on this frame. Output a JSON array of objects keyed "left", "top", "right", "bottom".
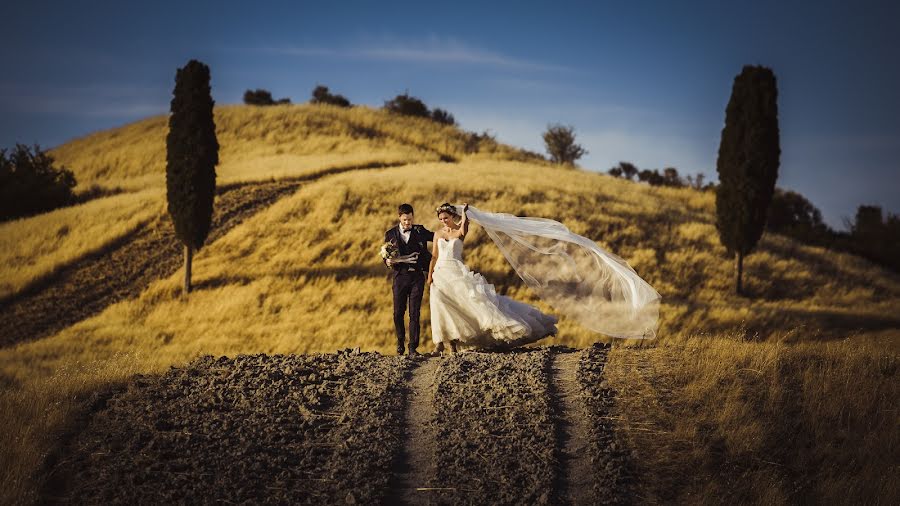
[
  {"left": 380, "top": 241, "right": 418, "bottom": 264},
  {"left": 380, "top": 242, "right": 398, "bottom": 260}
]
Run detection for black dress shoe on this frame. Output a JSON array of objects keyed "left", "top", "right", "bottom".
[
  {"left": 397, "top": 346, "right": 405, "bottom": 355},
  {"left": 408, "top": 348, "right": 420, "bottom": 356}
]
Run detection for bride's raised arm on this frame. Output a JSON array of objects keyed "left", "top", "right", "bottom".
[{"left": 460, "top": 202, "right": 469, "bottom": 239}]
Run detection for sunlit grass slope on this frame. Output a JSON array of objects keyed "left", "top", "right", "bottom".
[
  {"left": 4, "top": 159, "right": 899, "bottom": 387},
  {"left": 0, "top": 189, "right": 163, "bottom": 301},
  {"left": 2, "top": 103, "right": 539, "bottom": 303},
  {"left": 607, "top": 336, "right": 898, "bottom": 504},
  {"left": 50, "top": 103, "right": 545, "bottom": 191}
]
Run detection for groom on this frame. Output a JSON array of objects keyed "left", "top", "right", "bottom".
[{"left": 383, "top": 203, "right": 434, "bottom": 355}]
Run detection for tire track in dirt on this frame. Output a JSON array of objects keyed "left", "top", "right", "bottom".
[
  {"left": 387, "top": 357, "right": 443, "bottom": 505},
  {"left": 578, "top": 343, "right": 635, "bottom": 505},
  {"left": 0, "top": 161, "right": 408, "bottom": 349},
  {"left": 549, "top": 348, "right": 594, "bottom": 505}
]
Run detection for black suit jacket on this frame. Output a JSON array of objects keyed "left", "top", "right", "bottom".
[{"left": 383, "top": 225, "right": 434, "bottom": 275}]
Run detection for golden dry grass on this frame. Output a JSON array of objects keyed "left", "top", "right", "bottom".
[
  {"left": 49, "top": 103, "right": 545, "bottom": 191},
  {"left": 2, "top": 105, "right": 899, "bottom": 504},
  {"left": 8, "top": 104, "right": 538, "bottom": 302},
  {"left": 606, "top": 335, "right": 899, "bottom": 504},
  {"left": 0, "top": 189, "right": 163, "bottom": 301},
  {"left": 8, "top": 159, "right": 895, "bottom": 377}
]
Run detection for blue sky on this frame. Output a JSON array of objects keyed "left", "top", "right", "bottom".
[{"left": 2, "top": 0, "right": 898, "bottom": 230}]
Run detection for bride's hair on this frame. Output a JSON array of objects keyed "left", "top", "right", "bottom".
[{"left": 435, "top": 202, "right": 459, "bottom": 217}]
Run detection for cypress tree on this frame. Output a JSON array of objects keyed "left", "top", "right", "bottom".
[
  {"left": 166, "top": 59, "right": 218, "bottom": 294},
  {"left": 715, "top": 65, "right": 780, "bottom": 295}
]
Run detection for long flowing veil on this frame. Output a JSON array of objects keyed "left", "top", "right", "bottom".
[{"left": 459, "top": 205, "right": 660, "bottom": 339}]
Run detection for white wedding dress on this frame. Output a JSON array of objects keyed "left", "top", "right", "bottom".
[{"left": 429, "top": 236, "right": 558, "bottom": 348}]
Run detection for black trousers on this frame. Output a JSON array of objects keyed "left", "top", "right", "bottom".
[{"left": 392, "top": 270, "right": 425, "bottom": 350}]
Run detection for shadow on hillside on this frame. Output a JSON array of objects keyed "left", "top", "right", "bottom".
[
  {"left": 741, "top": 264, "right": 818, "bottom": 301},
  {"left": 662, "top": 295, "right": 900, "bottom": 342},
  {"left": 763, "top": 234, "right": 900, "bottom": 300},
  {"left": 777, "top": 306, "right": 900, "bottom": 335}
]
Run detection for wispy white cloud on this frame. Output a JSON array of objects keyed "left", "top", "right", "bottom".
[{"left": 252, "top": 36, "right": 572, "bottom": 72}]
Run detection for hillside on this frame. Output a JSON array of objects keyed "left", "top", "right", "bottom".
[
  {"left": 48, "top": 103, "right": 545, "bottom": 191},
  {"left": 1, "top": 103, "right": 897, "bottom": 504}
]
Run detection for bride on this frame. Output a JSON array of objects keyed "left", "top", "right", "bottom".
[
  {"left": 427, "top": 202, "right": 558, "bottom": 354},
  {"left": 425, "top": 201, "right": 660, "bottom": 354}
]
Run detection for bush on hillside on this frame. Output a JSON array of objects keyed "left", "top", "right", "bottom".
[
  {"left": 843, "top": 205, "right": 900, "bottom": 271},
  {"left": 431, "top": 108, "right": 456, "bottom": 126},
  {"left": 608, "top": 161, "right": 639, "bottom": 180},
  {"left": 310, "top": 85, "right": 351, "bottom": 108},
  {"left": 685, "top": 172, "right": 707, "bottom": 190},
  {"left": 382, "top": 92, "right": 459, "bottom": 128},
  {"left": 637, "top": 168, "right": 665, "bottom": 186},
  {"left": 542, "top": 123, "right": 587, "bottom": 166},
  {"left": 0, "top": 144, "right": 77, "bottom": 222},
  {"left": 608, "top": 162, "right": 713, "bottom": 190},
  {"left": 383, "top": 92, "right": 430, "bottom": 118},
  {"left": 244, "top": 89, "right": 291, "bottom": 106},
  {"left": 766, "top": 189, "right": 829, "bottom": 239}
]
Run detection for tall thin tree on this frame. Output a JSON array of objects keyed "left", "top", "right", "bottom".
[
  {"left": 166, "top": 59, "right": 219, "bottom": 294},
  {"left": 715, "top": 65, "right": 780, "bottom": 294}
]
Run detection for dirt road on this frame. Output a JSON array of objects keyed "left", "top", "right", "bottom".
[{"left": 43, "top": 345, "right": 632, "bottom": 505}]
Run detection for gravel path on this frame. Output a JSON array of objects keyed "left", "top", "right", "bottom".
[
  {"left": 549, "top": 349, "right": 595, "bottom": 505},
  {"left": 387, "top": 357, "right": 441, "bottom": 504},
  {"left": 40, "top": 347, "right": 634, "bottom": 504}
]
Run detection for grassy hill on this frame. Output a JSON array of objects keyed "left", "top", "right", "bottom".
[
  {"left": 48, "top": 103, "right": 545, "bottom": 191},
  {"left": 1, "top": 103, "right": 897, "bottom": 504}
]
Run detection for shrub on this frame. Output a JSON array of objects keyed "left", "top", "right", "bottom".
[
  {"left": 766, "top": 188, "right": 827, "bottom": 237},
  {"left": 609, "top": 161, "right": 638, "bottom": 180},
  {"left": 463, "top": 130, "right": 496, "bottom": 154},
  {"left": 542, "top": 123, "right": 587, "bottom": 166},
  {"left": 310, "top": 85, "right": 351, "bottom": 108},
  {"left": 637, "top": 168, "right": 664, "bottom": 186},
  {"left": 0, "top": 144, "right": 77, "bottom": 222},
  {"left": 846, "top": 205, "right": 900, "bottom": 271},
  {"left": 243, "top": 89, "right": 291, "bottom": 106},
  {"left": 383, "top": 92, "right": 431, "bottom": 118},
  {"left": 431, "top": 108, "right": 456, "bottom": 126}
]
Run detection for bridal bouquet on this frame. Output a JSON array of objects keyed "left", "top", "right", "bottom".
[
  {"left": 380, "top": 242, "right": 418, "bottom": 264},
  {"left": 380, "top": 242, "right": 398, "bottom": 260}
]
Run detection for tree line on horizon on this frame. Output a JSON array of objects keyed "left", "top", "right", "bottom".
[
  {"left": 242, "top": 85, "right": 458, "bottom": 126},
  {"left": 243, "top": 85, "right": 594, "bottom": 167},
  {"left": 606, "top": 157, "right": 900, "bottom": 274}
]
